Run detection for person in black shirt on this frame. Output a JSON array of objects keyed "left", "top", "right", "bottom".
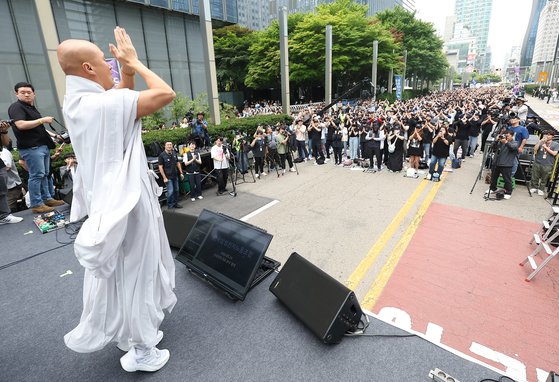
[
  {"left": 158, "top": 141, "right": 184, "bottom": 209},
  {"left": 427, "top": 126, "right": 451, "bottom": 180},
  {"left": 467, "top": 114, "right": 481, "bottom": 157},
  {"left": 8, "top": 82, "right": 65, "bottom": 213},
  {"left": 0, "top": 121, "right": 23, "bottom": 224},
  {"left": 452, "top": 114, "right": 469, "bottom": 160},
  {"left": 251, "top": 130, "right": 267, "bottom": 178},
  {"left": 183, "top": 141, "right": 203, "bottom": 201}
]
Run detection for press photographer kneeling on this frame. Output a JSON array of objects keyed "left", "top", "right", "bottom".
[{"left": 486, "top": 130, "right": 518, "bottom": 200}]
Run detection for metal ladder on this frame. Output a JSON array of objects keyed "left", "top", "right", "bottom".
[{"left": 521, "top": 205, "right": 559, "bottom": 281}]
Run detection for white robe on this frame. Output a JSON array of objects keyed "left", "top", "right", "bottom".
[{"left": 62, "top": 75, "right": 176, "bottom": 353}]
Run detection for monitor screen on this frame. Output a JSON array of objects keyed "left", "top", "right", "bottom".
[{"left": 176, "top": 209, "right": 273, "bottom": 300}]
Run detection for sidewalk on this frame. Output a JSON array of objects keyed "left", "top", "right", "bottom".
[{"left": 526, "top": 94, "right": 559, "bottom": 130}]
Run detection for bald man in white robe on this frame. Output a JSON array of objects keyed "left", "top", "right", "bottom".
[{"left": 57, "top": 27, "right": 177, "bottom": 372}]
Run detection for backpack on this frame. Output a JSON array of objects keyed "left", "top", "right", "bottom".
[{"left": 451, "top": 158, "right": 461, "bottom": 169}]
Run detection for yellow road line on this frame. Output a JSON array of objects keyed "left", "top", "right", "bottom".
[
  {"left": 360, "top": 174, "right": 446, "bottom": 311},
  {"left": 345, "top": 179, "right": 429, "bottom": 291}
]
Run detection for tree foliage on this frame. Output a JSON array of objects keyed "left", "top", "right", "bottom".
[
  {"left": 375, "top": 6, "right": 448, "bottom": 86},
  {"left": 213, "top": 25, "right": 253, "bottom": 91}
]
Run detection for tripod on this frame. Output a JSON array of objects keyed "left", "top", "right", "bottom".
[
  {"left": 234, "top": 148, "right": 256, "bottom": 184},
  {"left": 265, "top": 147, "right": 281, "bottom": 177}
]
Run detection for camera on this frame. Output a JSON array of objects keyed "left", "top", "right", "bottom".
[{"left": 57, "top": 131, "right": 71, "bottom": 144}]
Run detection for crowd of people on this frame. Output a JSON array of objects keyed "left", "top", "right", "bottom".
[{"left": 2, "top": 50, "right": 558, "bottom": 378}]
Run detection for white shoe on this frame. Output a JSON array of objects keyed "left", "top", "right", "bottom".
[
  {"left": 255, "top": 174, "right": 259, "bottom": 178},
  {"left": 118, "top": 331, "right": 164, "bottom": 352},
  {"left": 191, "top": 198, "right": 195, "bottom": 202},
  {"left": 197, "top": 195, "right": 203, "bottom": 199},
  {"left": 289, "top": 168, "right": 296, "bottom": 172},
  {"left": 530, "top": 188, "right": 537, "bottom": 193},
  {"left": 120, "top": 346, "right": 170, "bottom": 372},
  {"left": 0, "top": 214, "right": 23, "bottom": 225},
  {"left": 485, "top": 189, "right": 495, "bottom": 195},
  {"left": 537, "top": 190, "right": 545, "bottom": 196},
  {"left": 282, "top": 169, "right": 286, "bottom": 174},
  {"left": 504, "top": 194, "right": 511, "bottom": 200},
  {"left": 425, "top": 173, "right": 432, "bottom": 180},
  {"left": 262, "top": 172, "right": 267, "bottom": 176}
]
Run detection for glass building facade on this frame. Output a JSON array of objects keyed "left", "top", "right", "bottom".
[
  {"left": 0, "top": 0, "right": 237, "bottom": 122},
  {"left": 521, "top": 0, "right": 548, "bottom": 67},
  {"left": 454, "top": 0, "right": 492, "bottom": 73}
]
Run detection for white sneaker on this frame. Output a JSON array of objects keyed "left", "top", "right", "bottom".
[
  {"left": 0, "top": 214, "right": 23, "bottom": 225},
  {"left": 537, "top": 190, "right": 545, "bottom": 196},
  {"left": 191, "top": 198, "right": 195, "bottom": 202},
  {"left": 282, "top": 169, "right": 286, "bottom": 174},
  {"left": 255, "top": 174, "right": 259, "bottom": 178},
  {"left": 118, "top": 331, "right": 164, "bottom": 352},
  {"left": 262, "top": 172, "right": 267, "bottom": 176},
  {"left": 530, "top": 188, "right": 537, "bottom": 193},
  {"left": 504, "top": 194, "right": 511, "bottom": 200},
  {"left": 120, "top": 346, "right": 170, "bottom": 372},
  {"left": 289, "top": 168, "right": 296, "bottom": 172},
  {"left": 425, "top": 173, "right": 432, "bottom": 180},
  {"left": 197, "top": 195, "right": 203, "bottom": 199},
  {"left": 485, "top": 189, "right": 495, "bottom": 195}
]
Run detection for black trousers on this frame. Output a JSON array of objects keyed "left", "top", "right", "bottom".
[
  {"left": 311, "top": 140, "right": 324, "bottom": 160},
  {"left": 333, "top": 146, "right": 342, "bottom": 164},
  {"left": 216, "top": 168, "right": 229, "bottom": 192},
  {"left": 490, "top": 166, "right": 513, "bottom": 194},
  {"left": 324, "top": 140, "right": 333, "bottom": 158},
  {"left": 254, "top": 157, "right": 264, "bottom": 174},
  {"left": 369, "top": 146, "right": 382, "bottom": 170},
  {"left": 187, "top": 172, "right": 202, "bottom": 198},
  {"left": 279, "top": 153, "right": 293, "bottom": 169}
]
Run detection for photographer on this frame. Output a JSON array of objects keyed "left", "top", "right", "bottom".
[
  {"left": 250, "top": 130, "right": 266, "bottom": 178},
  {"left": 530, "top": 130, "right": 559, "bottom": 196},
  {"left": 487, "top": 130, "right": 518, "bottom": 200},
  {"left": 276, "top": 125, "right": 295, "bottom": 173},
  {"left": 507, "top": 114, "right": 529, "bottom": 176},
  {"left": 324, "top": 115, "right": 337, "bottom": 160},
  {"left": 7, "top": 82, "right": 65, "bottom": 213},
  {"left": 192, "top": 112, "right": 211, "bottom": 148}
]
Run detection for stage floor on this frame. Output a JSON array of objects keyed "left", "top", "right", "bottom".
[{"left": 0, "top": 206, "right": 505, "bottom": 382}]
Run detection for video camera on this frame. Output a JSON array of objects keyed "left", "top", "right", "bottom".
[{"left": 57, "top": 131, "right": 71, "bottom": 145}]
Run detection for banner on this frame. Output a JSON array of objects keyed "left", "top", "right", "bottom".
[{"left": 394, "top": 75, "right": 402, "bottom": 101}]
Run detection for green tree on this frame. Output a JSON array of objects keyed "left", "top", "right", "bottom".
[
  {"left": 170, "top": 92, "right": 188, "bottom": 123},
  {"left": 474, "top": 73, "right": 502, "bottom": 83},
  {"left": 375, "top": 6, "right": 448, "bottom": 89},
  {"left": 245, "top": 0, "right": 400, "bottom": 93},
  {"left": 213, "top": 25, "right": 253, "bottom": 91},
  {"left": 290, "top": 0, "right": 400, "bottom": 89},
  {"left": 245, "top": 13, "right": 305, "bottom": 89}
]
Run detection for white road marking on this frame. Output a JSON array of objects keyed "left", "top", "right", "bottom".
[{"left": 240, "top": 200, "right": 280, "bottom": 222}]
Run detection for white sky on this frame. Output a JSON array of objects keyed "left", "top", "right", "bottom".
[{"left": 414, "top": 0, "right": 532, "bottom": 69}]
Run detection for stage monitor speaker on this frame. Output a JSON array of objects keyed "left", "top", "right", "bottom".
[
  {"left": 162, "top": 209, "right": 198, "bottom": 248},
  {"left": 269, "top": 252, "right": 363, "bottom": 344}
]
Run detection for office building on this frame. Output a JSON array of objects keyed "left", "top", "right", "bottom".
[
  {"left": 0, "top": 0, "right": 237, "bottom": 122},
  {"left": 256, "top": 0, "right": 414, "bottom": 31},
  {"left": 520, "top": 0, "right": 548, "bottom": 67},
  {"left": 454, "top": 0, "right": 492, "bottom": 73},
  {"left": 532, "top": 0, "right": 559, "bottom": 64}
]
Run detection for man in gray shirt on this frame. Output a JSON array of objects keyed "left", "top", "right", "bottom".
[
  {"left": 530, "top": 130, "right": 559, "bottom": 196},
  {"left": 487, "top": 130, "right": 518, "bottom": 200}
]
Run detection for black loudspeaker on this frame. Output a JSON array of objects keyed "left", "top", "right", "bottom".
[
  {"left": 162, "top": 209, "right": 198, "bottom": 248},
  {"left": 269, "top": 252, "right": 363, "bottom": 344}
]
